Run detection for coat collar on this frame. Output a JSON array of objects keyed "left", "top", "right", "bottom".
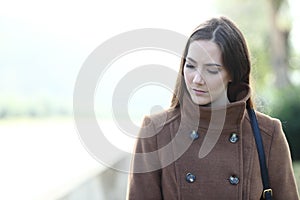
[{"left": 180, "top": 83, "right": 251, "bottom": 130}]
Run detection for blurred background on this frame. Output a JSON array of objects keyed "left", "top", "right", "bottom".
[{"left": 1, "top": 0, "right": 299, "bottom": 199}]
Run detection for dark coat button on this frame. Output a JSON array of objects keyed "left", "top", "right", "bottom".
[
  {"left": 190, "top": 130, "right": 199, "bottom": 140},
  {"left": 229, "top": 133, "right": 239, "bottom": 143},
  {"left": 186, "top": 173, "right": 196, "bottom": 183},
  {"left": 229, "top": 175, "right": 239, "bottom": 185}
]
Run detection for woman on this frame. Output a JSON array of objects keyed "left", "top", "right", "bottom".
[{"left": 127, "top": 16, "right": 299, "bottom": 199}]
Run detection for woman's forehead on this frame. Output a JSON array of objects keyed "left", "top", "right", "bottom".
[{"left": 186, "top": 40, "right": 222, "bottom": 64}]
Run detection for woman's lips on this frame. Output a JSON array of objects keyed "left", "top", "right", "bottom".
[{"left": 192, "top": 88, "right": 208, "bottom": 95}]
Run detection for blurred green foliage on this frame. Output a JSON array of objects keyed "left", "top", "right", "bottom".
[{"left": 268, "top": 86, "right": 300, "bottom": 160}]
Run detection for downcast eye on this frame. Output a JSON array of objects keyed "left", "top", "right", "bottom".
[{"left": 185, "top": 64, "right": 195, "bottom": 69}]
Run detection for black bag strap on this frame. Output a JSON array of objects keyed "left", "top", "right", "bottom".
[{"left": 247, "top": 108, "right": 273, "bottom": 200}]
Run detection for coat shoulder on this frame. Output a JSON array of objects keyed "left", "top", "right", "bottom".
[
  {"left": 142, "top": 107, "right": 180, "bottom": 133},
  {"left": 248, "top": 110, "right": 282, "bottom": 137}
]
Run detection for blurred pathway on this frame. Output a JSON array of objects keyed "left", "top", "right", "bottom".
[{"left": 0, "top": 118, "right": 110, "bottom": 200}]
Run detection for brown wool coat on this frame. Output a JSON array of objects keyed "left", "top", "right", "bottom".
[{"left": 127, "top": 90, "right": 299, "bottom": 200}]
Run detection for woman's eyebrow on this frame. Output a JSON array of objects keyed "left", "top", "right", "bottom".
[
  {"left": 186, "top": 57, "right": 197, "bottom": 64},
  {"left": 186, "top": 57, "right": 222, "bottom": 67},
  {"left": 204, "top": 63, "right": 222, "bottom": 67}
]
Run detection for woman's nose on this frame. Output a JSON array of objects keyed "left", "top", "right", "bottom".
[{"left": 193, "top": 71, "right": 205, "bottom": 84}]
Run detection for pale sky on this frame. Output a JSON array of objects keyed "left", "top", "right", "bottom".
[
  {"left": 0, "top": 0, "right": 216, "bottom": 48},
  {"left": 0, "top": 0, "right": 217, "bottom": 107}
]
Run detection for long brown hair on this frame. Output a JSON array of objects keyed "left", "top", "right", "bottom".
[{"left": 170, "top": 16, "right": 254, "bottom": 108}]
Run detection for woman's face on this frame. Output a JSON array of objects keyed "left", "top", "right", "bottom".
[{"left": 183, "top": 40, "right": 231, "bottom": 107}]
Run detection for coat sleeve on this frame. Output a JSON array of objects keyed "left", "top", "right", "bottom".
[
  {"left": 126, "top": 116, "right": 163, "bottom": 200},
  {"left": 268, "top": 119, "right": 300, "bottom": 200}
]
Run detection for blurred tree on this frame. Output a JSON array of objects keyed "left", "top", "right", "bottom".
[{"left": 266, "top": 0, "right": 291, "bottom": 87}]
